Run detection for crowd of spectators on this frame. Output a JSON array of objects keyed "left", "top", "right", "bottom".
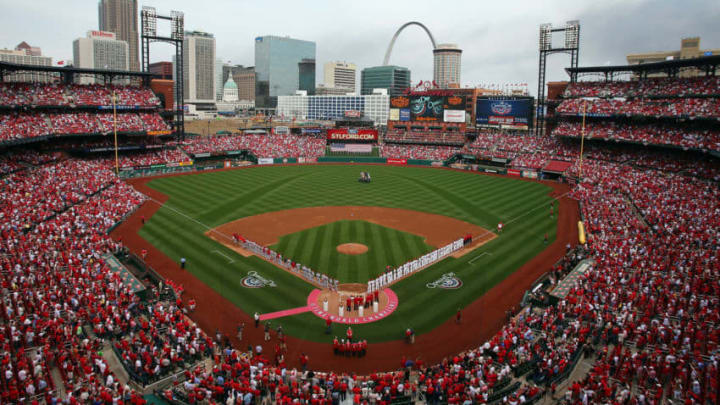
[
  {"left": 104, "top": 147, "right": 191, "bottom": 169},
  {"left": 553, "top": 121, "right": 720, "bottom": 151},
  {"left": 563, "top": 76, "right": 720, "bottom": 98},
  {"left": 0, "top": 112, "right": 170, "bottom": 142},
  {"left": 384, "top": 130, "right": 466, "bottom": 145},
  {"left": 556, "top": 97, "right": 720, "bottom": 119},
  {"left": 379, "top": 144, "right": 462, "bottom": 160},
  {"left": 180, "top": 133, "right": 326, "bottom": 158},
  {"left": 0, "top": 154, "right": 160, "bottom": 403},
  {"left": 0, "top": 82, "right": 161, "bottom": 107}
]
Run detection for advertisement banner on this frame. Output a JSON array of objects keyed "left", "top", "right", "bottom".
[
  {"left": 258, "top": 158, "right": 274, "bottom": 165},
  {"left": 399, "top": 109, "right": 411, "bottom": 121},
  {"left": 476, "top": 97, "right": 533, "bottom": 126},
  {"left": 344, "top": 110, "right": 362, "bottom": 118},
  {"left": 443, "top": 110, "right": 466, "bottom": 123},
  {"left": 507, "top": 169, "right": 521, "bottom": 176},
  {"left": 326, "top": 129, "right": 378, "bottom": 141},
  {"left": 274, "top": 126, "right": 290, "bottom": 135},
  {"left": 389, "top": 108, "right": 400, "bottom": 121},
  {"left": 194, "top": 152, "right": 211, "bottom": 158},
  {"left": 390, "top": 96, "right": 410, "bottom": 108},
  {"left": 387, "top": 158, "right": 407, "bottom": 165},
  {"left": 522, "top": 170, "right": 538, "bottom": 179},
  {"left": 147, "top": 130, "right": 172, "bottom": 136}
]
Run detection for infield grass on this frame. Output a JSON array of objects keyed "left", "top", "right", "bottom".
[
  {"left": 271, "top": 220, "right": 435, "bottom": 283},
  {"left": 139, "top": 165, "right": 558, "bottom": 343}
]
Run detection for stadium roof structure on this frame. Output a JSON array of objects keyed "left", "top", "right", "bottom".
[
  {"left": 566, "top": 55, "right": 720, "bottom": 78},
  {"left": 0, "top": 61, "right": 153, "bottom": 83}
]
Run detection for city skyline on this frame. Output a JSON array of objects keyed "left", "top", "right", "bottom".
[{"left": 0, "top": 0, "right": 718, "bottom": 95}]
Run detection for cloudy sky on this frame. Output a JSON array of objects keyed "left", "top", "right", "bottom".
[{"left": 1, "top": 0, "right": 718, "bottom": 95}]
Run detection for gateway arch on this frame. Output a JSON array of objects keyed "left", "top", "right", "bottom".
[{"left": 383, "top": 21, "right": 437, "bottom": 66}]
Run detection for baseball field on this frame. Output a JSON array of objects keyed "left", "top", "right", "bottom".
[{"left": 113, "top": 164, "right": 576, "bottom": 372}]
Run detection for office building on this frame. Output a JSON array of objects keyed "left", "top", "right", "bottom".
[
  {"left": 316, "top": 85, "right": 354, "bottom": 96},
  {"left": 324, "top": 61, "right": 356, "bottom": 93},
  {"left": 214, "top": 58, "right": 224, "bottom": 100},
  {"left": 277, "top": 89, "right": 389, "bottom": 125},
  {"left": 254, "top": 35, "right": 316, "bottom": 109},
  {"left": 180, "top": 30, "right": 216, "bottom": 106},
  {"left": 98, "top": 0, "right": 139, "bottom": 71},
  {"left": 149, "top": 61, "right": 172, "bottom": 79},
  {"left": 627, "top": 37, "right": 720, "bottom": 77},
  {"left": 433, "top": 44, "right": 462, "bottom": 88},
  {"left": 0, "top": 44, "right": 52, "bottom": 82},
  {"left": 15, "top": 41, "right": 42, "bottom": 57},
  {"left": 360, "top": 65, "right": 410, "bottom": 96},
  {"left": 73, "top": 30, "right": 129, "bottom": 84},
  {"left": 298, "top": 58, "right": 316, "bottom": 95}
]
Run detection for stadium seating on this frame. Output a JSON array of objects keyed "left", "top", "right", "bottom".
[
  {"left": 379, "top": 144, "right": 462, "bottom": 160},
  {"left": 553, "top": 121, "right": 720, "bottom": 151},
  {"left": 556, "top": 97, "right": 720, "bottom": 119},
  {"left": 0, "top": 82, "right": 161, "bottom": 107},
  {"left": 0, "top": 73, "right": 718, "bottom": 404},
  {"left": 563, "top": 76, "right": 720, "bottom": 98},
  {"left": 180, "top": 133, "right": 326, "bottom": 158},
  {"left": 384, "top": 130, "right": 466, "bottom": 145}
]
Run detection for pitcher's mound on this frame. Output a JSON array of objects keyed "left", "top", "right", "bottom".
[{"left": 337, "top": 243, "right": 368, "bottom": 255}]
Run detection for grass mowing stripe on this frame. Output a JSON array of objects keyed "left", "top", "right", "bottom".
[{"left": 142, "top": 165, "right": 559, "bottom": 343}]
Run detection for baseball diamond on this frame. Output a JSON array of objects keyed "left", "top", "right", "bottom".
[{"left": 111, "top": 163, "right": 578, "bottom": 374}]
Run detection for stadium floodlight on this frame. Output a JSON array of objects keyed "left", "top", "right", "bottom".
[
  {"left": 141, "top": 7, "right": 157, "bottom": 37},
  {"left": 539, "top": 24, "right": 552, "bottom": 51},
  {"left": 171, "top": 10, "right": 184, "bottom": 41},
  {"left": 565, "top": 20, "right": 580, "bottom": 49}
]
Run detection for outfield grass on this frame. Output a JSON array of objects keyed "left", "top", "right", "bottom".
[
  {"left": 271, "top": 220, "right": 435, "bottom": 283},
  {"left": 139, "top": 165, "right": 557, "bottom": 343}
]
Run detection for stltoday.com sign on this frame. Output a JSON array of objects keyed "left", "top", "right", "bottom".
[{"left": 326, "top": 129, "right": 378, "bottom": 141}]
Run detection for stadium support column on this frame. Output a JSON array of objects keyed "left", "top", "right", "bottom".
[{"left": 535, "top": 21, "right": 580, "bottom": 137}]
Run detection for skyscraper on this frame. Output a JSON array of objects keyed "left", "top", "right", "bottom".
[
  {"left": 254, "top": 35, "right": 316, "bottom": 109},
  {"left": 433, "top": 44, "right": 462, "bottom": 88},
  {"left": 360, "top": 66, "right": 411, "bottom": 96},
  {"left": 98, "top": 0, "right": 139, "bottom": 71},
  {"left": 324, "top": 61, "right": 356, "bottom": 93},
  {"left": 180, "top": 31, "right": 216, "bottom": 105},
  {"left": 298, "top": 58, "right": 316, "bottom": 96},
  {"left": 73, "top": 31, "right": 129, "bottom": 84}
]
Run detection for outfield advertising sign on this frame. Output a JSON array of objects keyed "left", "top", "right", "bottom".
[
  {"left": 443, "top": 110, "right": 466, "bottom": 123},
  {"left": 399, "top": 109, "right": 411, "bottom": 121},
  {"left": 327, "top": 129, "right": 378, "bottom": 141}
]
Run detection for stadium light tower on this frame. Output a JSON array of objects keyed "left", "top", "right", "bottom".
[
  {"left": 141, "top": 6, "right": 185, "bottom": 138},
  {"left": 536, "top": 20, "right": 580, "bottom": 137}
]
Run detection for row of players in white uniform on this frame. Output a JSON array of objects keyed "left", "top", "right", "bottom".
[{"left": 239, "top": 238, "right": 340, "bottom": 290}]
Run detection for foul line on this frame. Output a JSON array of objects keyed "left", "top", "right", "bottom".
[
  {"left": 212, "top": 250, "right": 234, "bottom": 264},
  {"left": 143, "top": 196, "right": 235, "bottom": 243},
  {"left": 468, "top": 252, "right": 492, "bottom": 265}
]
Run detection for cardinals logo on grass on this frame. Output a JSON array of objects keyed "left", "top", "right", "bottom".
[
  {"left": 426, "top": 272, "right": 463, "bottom": 289},
  {"left": 241, "top": 271, "right": 276, "bottom": 288}
]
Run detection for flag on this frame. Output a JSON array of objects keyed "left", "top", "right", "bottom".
[{"left": 57, "top": 61, "right": 64, "bottom": 66}]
